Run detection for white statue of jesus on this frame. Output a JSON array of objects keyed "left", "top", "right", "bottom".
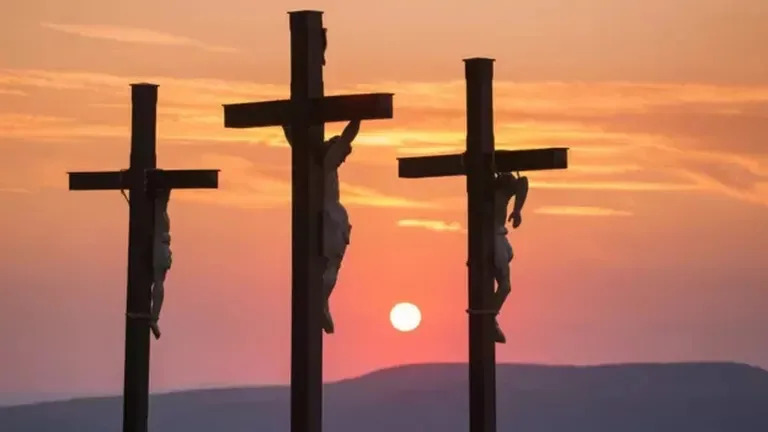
[
  {"left": 150, "top": 188, "right": 172, "bottom": 340},
  {"left": 492, "top": 172, "right": 528, "bottom": 343},
  {"left": 282, "top": 119, "right": 360, "bottom": 334}
]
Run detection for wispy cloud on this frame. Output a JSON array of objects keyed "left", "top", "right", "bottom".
[
  {"left": 40, "top": 22, "right": 238, "bottom": 54},
  {"left": 341, "top": 183, "right": 439, "bottom": 209},
  {"left": 635, "top": 141, "right": 768, "bottom": 206},
  {"left": 530, "top": 180, "right": 703, "bottom": 192},
  {"left": 567, "top": 164, "right": 644, "bottom": 175},
  {"left": 534, "top": 206, "right": 634, "bottom": 217},
  {"left": 0, "top": 114, "right": 126, "bottom": 140},
  {"left": 674, "top": 169, "right": 768, "bottom": 206},
  {"left": 397, "top": 219, "right": 465, "bottom": 233},
  {"left": 0, "top": 88, "right": 25, "bottom": 96},
  {"left": 396, "top": 145, "right": 464, "bottom": 156},
  {"left": 0, "top": 187, "right": 31, "bottom": 194}
]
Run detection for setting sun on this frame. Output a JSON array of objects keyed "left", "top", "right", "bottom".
[{"left": 389, "top": 302, "right": 422, "bottom": 332}]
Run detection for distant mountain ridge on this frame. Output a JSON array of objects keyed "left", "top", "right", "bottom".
[{"left": 2, "top": 362, "right": 767, "bottom": 432}]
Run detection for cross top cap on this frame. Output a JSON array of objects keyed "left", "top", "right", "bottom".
[
  {"left": 130, "top": 83, "right": 159, "bottom": 87},
  {"left": 288, "top": 10, "right": 323, "bottom": 15},
  {"left": 463, "top": 57, "right": 496, "bottom": 63}
]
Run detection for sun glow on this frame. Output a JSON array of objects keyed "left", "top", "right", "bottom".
[{"left": 389, "top": 302, "right": 422, "bottom": 332}]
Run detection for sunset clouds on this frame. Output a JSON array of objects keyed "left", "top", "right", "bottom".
[
  {"left": 1, "top": 67, "right": 766, "bottom": 209},
  {"left": 534, "top": 206, "right": 634, "bottom": 217},
  {"left": 397, "top": 219, "right": 465, "bottom": 233}
]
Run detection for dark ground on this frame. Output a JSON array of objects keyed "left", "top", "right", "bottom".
[{"left": 2, "top": 362, "right": 767, "bottom": 432}]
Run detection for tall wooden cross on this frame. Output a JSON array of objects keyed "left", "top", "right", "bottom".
[
  {"left": 221, "top": 10, "right": 393, "bottom": 432},
  {"left": 67, "top": 83, "right": 220, "bottom": 432},
  {"left": 397, "top": 58, "right": 568, "bottom": 432}
]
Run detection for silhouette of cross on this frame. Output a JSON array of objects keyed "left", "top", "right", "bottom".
[
  {"left": 398, "top": 58, "right": 568, "bottom": 432},
  {"left": 222, "top": 11, "right": 394, "bottom": 432},
  {"left": 68, "top": 83, "right": 219, "bottom": 432}
]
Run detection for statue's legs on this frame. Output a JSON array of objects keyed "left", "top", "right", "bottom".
[
  {"left": 492, "top": 234, "right": 513, "bottom": 344},
  {"left": 150, "top": 243, "right": 171, "bottom": 340},
  {"left": 322, "top": 219, "right": 350, "bottom": 334},
  {"left": 322, "top": 255, "right": 341, "bottom": 334},
  {"left": 149, "top": 268, "right": 166, "bottom": 340}
]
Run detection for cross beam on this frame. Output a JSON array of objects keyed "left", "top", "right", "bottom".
[
  {"left": 68, "top": 169, "right": 219, "bottom": 190},
  {"left": 224, "top": 93, "right": 393, "bottom": 128},
  {"left": 67, "top": 83, "right": 219, "bottom": 432},
  {"left": 398, "top": 148, "right": 568, "bottom": 179},
  {"left": 397, "top": 59, "right": 568, "bottom": 432},
  {"left": 221, "top": 11, "right": 394, "bottom": 432}
]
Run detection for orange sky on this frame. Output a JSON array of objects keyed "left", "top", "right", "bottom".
[{"left": 1, "top": 0, "right": 767, "bottom": 404}]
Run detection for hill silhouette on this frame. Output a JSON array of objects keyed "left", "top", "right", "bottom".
[{"left": 2, "top": 362, "right": 767, "bottom": 432}]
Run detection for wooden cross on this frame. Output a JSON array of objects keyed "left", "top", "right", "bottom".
[
  {"left": 397, "top": 58, "right": 568, "bottom": 432},
  {"left": 67, "top": 83, "right": 219, "bottom": 432},
  {"left": 222, "top": 10, "right": 393, "bottom": 432}
]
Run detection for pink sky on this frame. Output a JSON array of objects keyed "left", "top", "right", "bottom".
[{"left": 1, "top": 0, "right": 767, "bottom": 404}]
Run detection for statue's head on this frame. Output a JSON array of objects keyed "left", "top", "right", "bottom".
[
  {"left": 154, "top": 188, "right": 171, "bottom": 203},
  {"left": 496, "top": 172, "right": 516, "bottom": 187}
]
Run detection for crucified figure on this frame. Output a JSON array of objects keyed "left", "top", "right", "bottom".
[
  {"left": 282, "top": 119, "right": 360, "bottom": 334},
  {"left": 149, "top": 188, "right": 172, "bottom": 340},
  {"left": 492, "top": 172, "right": 528, "bottom": 344}
]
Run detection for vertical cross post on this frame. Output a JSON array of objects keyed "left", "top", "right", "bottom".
[
  {"left": 221, "top": 11, "right": 393, "bottom": 432},
  {"left": 125, "top": 83, "right": 156, "bottom": 432},
  {"left": 67, "top": 84, "right": 220, "bottom": 432},
  {"left": 465, "top": 58, "right": 498, "bottom": 432},
  {"left": 289, "top": 11, "right": 325, "bottom": 432},
  {"left": 397, "top": 58, "right": 568, "bottom": 432}
]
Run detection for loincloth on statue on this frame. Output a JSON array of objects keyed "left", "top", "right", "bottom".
[
  {"left": 323, "top": 204, "right": 351, "bottom": 258},
  {"left": 323, "top": 226, "right": 350, "bottom": 259},
  {"left": 153, "top": 237, "right": 173, "bottom": 270}
]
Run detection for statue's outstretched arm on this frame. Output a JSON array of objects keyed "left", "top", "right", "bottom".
[
  {"left": 501, "top": 174, "right": 528, "bottom": 228},
  {"left": 340, "top": 119, "right": 360, "bottom": 145},
  {"left": 511, "top": 176, "right": 529, "bottom": 215},
  {"left": 325, "top": 120, "right": 359, "bottom": 168}
]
